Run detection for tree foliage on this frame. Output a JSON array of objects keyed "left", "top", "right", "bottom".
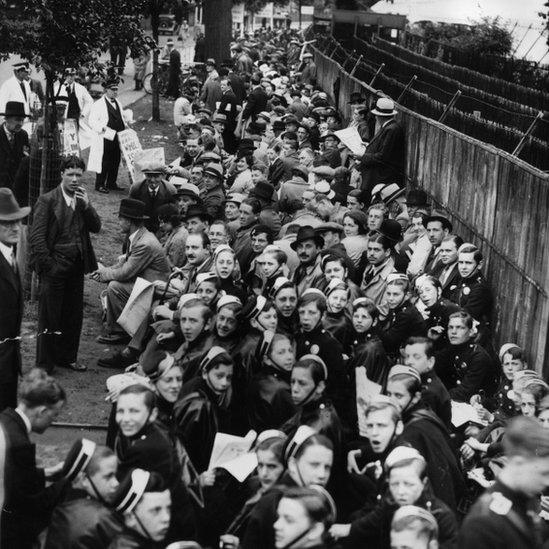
[{"left": 412, "top": 17, "right": 513, "bottom": 57}]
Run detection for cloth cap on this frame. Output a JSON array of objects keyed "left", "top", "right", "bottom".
[
  {"left": 284, "top": 425, "right": 317, "bottom": 463},
  {"left": 61, "top": 438, "right": 97, "bottom": 482},
  {"left": 195, "top": 271, "right": 218, "bottom": 287},
  {"left": 256, "top": 429, "right": 286, "bottom": 446},
  {"left": 388, "top": 364, "right": 421, "bottom": 382},
  {"left": 113, "top": 469, "right": 151, "bottom": 513},
  {"left": 392, "top": 505, "right": 438, "bottom": 530},
  {"left": 217, "top": 294, "right": 242, "bottom": 311},
  {"left": 499, "top": 343, "right": 521, "bottom": 362},
  {"left": 176, "top": 182, "right": 201, "bottom": 197},
  {"left": 269, "top": 276, "right": 294, "bottom": 299},
  {"left": 199, "top": 346, "right": 231, "bottom": 371},
  {"left": 139, "top": 160, "right": 165, "bottom": 174},
  {"left": 314, "top": 180, "right": 335, "bottom": 200},
  {"left": 225, "top": 193, "right": 246, "bottom": 205},
  {"left": 325, "top": 278, "right": 348, "bottom": 297},
  {"left": 178, "top": 293, "right": 200, "bottom": 310},
  {"left": 242, "top": 295, "right": 269, "bottom": 320},
  {"left": 141, "top": 350, "right": 176, "bottom": 382},
  {"left": 385, "top": 446, "right": 425, "bottom": 471}
]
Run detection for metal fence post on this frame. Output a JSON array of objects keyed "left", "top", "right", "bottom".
[
  {"left": 397, "top": 75, "right": 417, "bottom": 103},
  {"left": 439, "top": 90, "right": 461, "bottom": 123},
  {"left": 349, "top": 55, "right": 363, "bottom": 77},
  {"left": 369, "top": 63, "right": 385, "bottom": 87},
  {"left": 512, "top": 111, "right": 544, "bottom": 157}
]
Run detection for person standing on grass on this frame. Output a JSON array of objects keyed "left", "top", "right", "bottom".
[{"left": 29, "top": 155, "right": 101, "bottom": 373}]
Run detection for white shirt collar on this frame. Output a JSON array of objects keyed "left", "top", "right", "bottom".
[
  {"left": 128, "top": 229, "right": 140, "bottom": 246},
  {"left": 60, "top": 185, "right": 75, "bottom": 209},
  {"left": 0, "top": 241, "right": 14, "bottom": 264},
  {"left": 15, "top": 407, "right": 32, "bottom": 434}
]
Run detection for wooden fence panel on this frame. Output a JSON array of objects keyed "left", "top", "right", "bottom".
[{"left": 312, "top": 46, "right": 549, "bottom": 376}]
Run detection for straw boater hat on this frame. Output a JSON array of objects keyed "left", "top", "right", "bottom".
[{"left": 371, "top": 97, "right": 398, "bottom": 117}]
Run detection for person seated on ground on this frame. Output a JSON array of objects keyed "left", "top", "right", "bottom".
[
  {"left": 330, "top": 446, "right": 457, "bottom": 549},
  {"left": 390, "top": 505, "right": 441, "bottom": 549},
  {"left": 129, "top": 161, "right": 177, "bottom": 234},
  {"left": 402, "top": 337, "right": 452, "bottom": 429},
  {"left": 92, "top": 199, "right": 170, "bottom": 345},
  {"left": 414, "top": 275, "right": 460, "bottom": 350},
  {"left": 322, "top": 278, "right": 353, "bottom": 343},
  {"left": 174, "top": 347, "right": 235, "bottom": 474},
  {"left": 378, "top": 275, "right": 425, "bottom": 362},
  {"left": 449, "top": 243, "right": 494, "bottom": 347},
  {"left": 45, "top": 441, "right": 122, "bottom": 549},
  {"left": 108, "top": 469, "right": 172, "bottom": 549},
  {"left": 295, "top": 289, "right": 348, "bottom": 417},
  {"left": 220, "top": 431, "right": 287, "bottom": 546},
  {"left": 270, "top": 277, "right": 300, "bottom": 337},
  {"left": 242, "top": 427, "right": 334, "bottom": 549},
  {"left": 434, "top": 311, "right": 497, "bottom": 403},
  {"left": 248, "top": 331, "right": 296, "bottom": 432},
  {"left": 385, "top": 366, "right": 465, "bottom": 512},
  {"left": 157, "top": 203, "right": 188, "bottom": 269},
  {"left": 273, "top": 486, "right": 337, "bottom": 549},
  {"left": 458, "top": 416, "right": 549, "bottom": 549}
]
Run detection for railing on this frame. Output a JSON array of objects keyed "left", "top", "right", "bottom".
[{"left": 312, "top": 40, "right": 549, "bottom": 377}]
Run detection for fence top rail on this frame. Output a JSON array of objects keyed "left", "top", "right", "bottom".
[{"left": 313, "top": 43, "right": 549, "bottom": 182}]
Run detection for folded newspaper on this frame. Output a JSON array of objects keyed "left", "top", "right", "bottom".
[
  {"left": 208, "top": 430, "right": 258, "bottom": 482},
  {"left": 355, "top": 367, "right": 382, "bottom": 437},
  {"left": 117, "top": 277, "right": 155, "bottom": 336},
  {"left": 451, "top": 401, "right": 488, "bottom": 427},
  {"left": 334, "top": 127, "right": 367, "bottom": 156}
]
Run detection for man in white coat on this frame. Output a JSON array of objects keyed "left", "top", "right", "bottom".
[
  {"left": 87, "top": 76, "right": 128, "bottom": 194},
  {"left": 53, "top": 68, "right": 93, "bottom": 124},
  {"left": 0, "top": 62, "right": 32, "bottom": 116}
]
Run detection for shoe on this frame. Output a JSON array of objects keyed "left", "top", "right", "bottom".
[
  {"left": 109, "top": 185, "right": 126, "bottom": 192},
  {"left": 97, "top": 187, "right": 109, "bottom": 194},
  {"left": 96, "top": 333, "right": 131, "bottom": 345},
  {"left": 97, "top": 349, "right": 136, "bottom": 369},
  {"left": 65, "top": 362, "right": 87, "bottom": 372}
]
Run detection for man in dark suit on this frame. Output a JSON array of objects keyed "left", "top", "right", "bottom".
[
  {"left": 358, "top": 97, "right": 405, "bottom": 198},
  {"left": 129, "top": 161, "right": 176, "bottom": 233},
  {"left": 29, "top": 155, "right": 101, "bottom": 373},
  {"left": 241, "top": 72, "right": 268, "bottom": 125},
  {"left": 0, "top": 369, "right": 69, "bottom": 549},
  {"left": 0, "top": 189, "right": 29, "bottom": 410},
  {"left": 0, "top": 101, "right": 29, "bottom": 190},
  {"left": 218, "top": 77, "right": 239, "bottom": 154}
]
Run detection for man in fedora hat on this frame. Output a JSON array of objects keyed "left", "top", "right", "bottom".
[
  {"left": 291, "top": 225, "right": 325, "bottom": 297},
  {"left": 0, "top": 188, "right": 30, "bottom": 409},
  {"left": 0, "top": 101, "right": 29, "bottom": 191},
  {"left": 87, "top": 76, "right": 128, "bottom": 193},
  {"left": 249, "top": 180, "right": 282, "bottom": 235},
  {"left": 91, "top": 198, "right": 170, "bottom": 345},
  {"left": 356, "top": 97, "right": 405, "bottom": 200},
  {"left": 129, "top": 160, "right": 176, "bottom": 234},
  {"left": 0, "top": 62, "right": 32, "bottom": 116}
]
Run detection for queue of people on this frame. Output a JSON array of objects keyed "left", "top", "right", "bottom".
[{"left": 0, "top": 26, "right": 548, "bottom": 549}]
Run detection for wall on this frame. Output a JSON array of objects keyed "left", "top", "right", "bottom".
[{"left": 313, "top": 46, "right": 549, "bottom": 376}]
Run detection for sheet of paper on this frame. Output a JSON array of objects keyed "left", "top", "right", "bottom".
[
  {"left": 334, "top": 127, "right": 367, "bottom": 156},
  {"left": 217, "top": 452, "right": 259, "bottom": 483},
  {"left": 103, "top": 127, "right": 116, "bottom": 141},
  {"left": 356, "top": 367, "right": 382, "bottom": 437},
  {"left": 208, "top": 430, "right": 257, "bottom": 471},
  {"left": 117, "top": 277, "right": 155, "bottom": 336},
  {"left": 118, "top": 128, "right": 143, "bottom": 183},
  {"left": 451, "top": 401, "right": 488, "bottom": 427}
]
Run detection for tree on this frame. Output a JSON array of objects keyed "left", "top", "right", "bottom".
[
  {"left": 0, "top": 0, "right": 146, "bottom": 291},
  {"left": 413, "top": 17, "right": 513, "bottom": 57},
  {"left": 203, "top": 0, "right": 232, "bottom": 62}
]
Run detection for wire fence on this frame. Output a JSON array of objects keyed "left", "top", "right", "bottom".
[{"left": 318, "top": 35, "right": 549, "bottom": 171}]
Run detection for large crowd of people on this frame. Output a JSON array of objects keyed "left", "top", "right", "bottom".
[{"left": 0, "top": 25, "right": 548, "bottom": 549}]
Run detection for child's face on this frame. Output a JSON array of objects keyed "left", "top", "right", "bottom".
[
  {"left": 501, "top": 353, "right": 525, "bottom": 381},
  {"left": 327, "top": 289, "right": 348, "bottom": 314},
  {"left": 385, "top": 285, "right": 406, "bottom": 310},
  {"left": 352, "top": 307, "right": 374, "bottom": 333},
  {"left": 538, "top": 409, "right": 549, "bottom": 429},
  {"left": 262, "top": 253, "right": 280, "bottom": 279}
]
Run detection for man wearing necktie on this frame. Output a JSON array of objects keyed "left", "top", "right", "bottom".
[
  {"left": 0, "top": 188, "right": 30, "bottom": 411},
  {"left": 29, "top": 156, "right": 101, "bottom": 373},
  {"left": 0, "top": 62, "right": 32, "bottom": 116},
  {"left": 53, "top": 68, "right": 93, "bottom": 124},
  {"left": 87, "top": 76, "right": 127, "bottom": 194}
]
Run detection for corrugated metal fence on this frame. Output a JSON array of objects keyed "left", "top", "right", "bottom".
[{"left": 312, "top": 45, "right": 549, "bottom": 377}]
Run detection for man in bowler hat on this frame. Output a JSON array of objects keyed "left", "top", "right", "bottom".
[
  {"left": 0, "top": 188, "right": 30, "bottom": 409},
  {"left": 0, "top": 101, "right": 29, "bottom": 191},
  {"left": 29, "top": 155, "right": 101, "bottom": 372}
]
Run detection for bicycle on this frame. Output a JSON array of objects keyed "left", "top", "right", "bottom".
[{"left": 143, "top": 63, "right": 170, "bottom": 95}]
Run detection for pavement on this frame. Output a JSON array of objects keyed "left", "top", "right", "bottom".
[{"left": 0, "top": 32, "right": 196, "bottom": 110}]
